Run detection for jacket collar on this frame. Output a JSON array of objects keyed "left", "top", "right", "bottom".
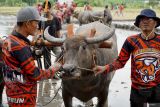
[{"left": 12, "top": 30, "right": 30, "bottom": 45}]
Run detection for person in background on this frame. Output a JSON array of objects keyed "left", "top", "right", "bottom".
[
  {"left": 71, "top": 1, "right": 77, "bottom": 11},
  {"left": 104, "top": 5, "right": 112, "bottom": 25},
  {"left": 54, "top": 2, "right": 61, "bottom": 10},
  {"left": 38, "top": 1, "right": 62, "bottom": 69},
  {"left": 84, "top": 2, "right": 92, "bottom": 11},
  {"left": 36, "top": 3, "right": 42, "bottom": 15},
  {"left": 114, "top": 3, "right": 119, "bottom": 16},
  {"left": 63, "top": 2, "right": 68, "bottom": 9},
  {"left": 119, "top": 3, "right": 124, "bottom": 16},
  {"left": 111, "top": 3, "right": 114, "bottom": 10},
  {"left": 63, "top": 7, "right": 72, "bottom": 23},
  {"left": 93, "top": 9, "right": 160, "bottom": 107},
  {"left": 55, "top": 10, "right": 64, "bottom": 23},
  {"left": 2, "top": 7, "right": 62, "bottom": 107}
]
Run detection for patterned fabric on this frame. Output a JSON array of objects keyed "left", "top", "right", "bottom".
[
  {"left": 2, "top": 31, "right": 55, "bottom": 107},
  {"left": 107, "top": 34, "right": 160, "bottom": 89},
  {"left": 0, "top": 57, "right": 4, "bottom": 84}
]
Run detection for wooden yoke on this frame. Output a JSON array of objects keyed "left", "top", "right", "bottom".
[
  {"left": 89, "top": 28, "right": 113, "bottom": 48},
  {"left": 44, "top": 0, "right": 48, "bottom": 13},
  {"left": 99, "top": 41, "right": 113, "bottom": 48},
  {"left": 89, "top": 28, "right": 96, "bottom": 37},
  {"left": 67, "top": 24, "right": 74, "bottom": 38}
]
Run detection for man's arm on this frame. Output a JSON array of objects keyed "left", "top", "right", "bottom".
[
  {"left": 94, "top": 37, "right": 134, "bottom": 75},
  {"left": 13, "top": 46, "right": 61, "bottom": 81}
]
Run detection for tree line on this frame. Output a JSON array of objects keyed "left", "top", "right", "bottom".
[
  {"left": 0, "top": 0, "right": 159, "bottom": 9},
  {"left": 0, "top": 0, "right": 55, "bottom": 6}
]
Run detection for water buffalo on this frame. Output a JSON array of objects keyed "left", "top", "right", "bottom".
[
  {"left": 45, "top": 21, "right": 118, "bottom": 107},
  {"left": 73, "top": 10, "right": 112, "bottom": 26}
]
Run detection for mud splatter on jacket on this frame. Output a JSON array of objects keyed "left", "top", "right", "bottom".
[
  {"left": 2, "top": 31, "right": 56, "bottom": 107},
  {"left": 107, "top": 34, "right": 160, "bottom": 89}
]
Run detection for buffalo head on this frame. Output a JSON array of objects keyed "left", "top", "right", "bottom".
[
  {"left": 44, "top": 22, "right": 115, "bottom": 79},
  {"left": 61, "top": 22, "right": 114, "bottom": 79}
]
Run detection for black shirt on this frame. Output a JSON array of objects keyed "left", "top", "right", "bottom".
[{"left": 39, "top": 16, "right": 61, "bottom": 38}]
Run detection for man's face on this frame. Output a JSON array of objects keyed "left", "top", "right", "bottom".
[
  {"left": 139, "top": 17, "right": 157, "bottom": 31},
  {"left": 43, "top": 7, "right": 51, "bottom": 14},
  {"left": 26, "top": 20, "right": 39, "bottom": 36}
]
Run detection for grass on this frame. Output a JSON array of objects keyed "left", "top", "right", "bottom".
[
  {"left": 111, "top": 8, "right": 141, "bottom": 20},
  {"left": 75, "top": 7, "right": 160, "bottom": 20},
  {"left": 112, "top": 8, "right": 160, "bottom": 20},
  {"left": 0, "top": 6, "right": 160, "bottom": 20},
  {"left": 0, "top": 7, "right": 21, "bottom": 15}
]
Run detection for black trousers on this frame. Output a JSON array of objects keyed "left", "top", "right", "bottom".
[
  {"left": 0, "top": 63, "right": 4, "bottom": 105},
  {"left": 43, "top": 47, "right": 61, "bottom": 69},
  {"left": 130, "top": 85, "right": 160, "bottom": 107},
  {"left": 43, "top": 47, "right": 51, "bottom": 69}
]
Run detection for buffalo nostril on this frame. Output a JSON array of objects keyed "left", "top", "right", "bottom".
[
  {"left": 62, "top": 64, "right": 76, "bottom": 74},
  {"left": 70, "top": 68, "right": 75, "bottom": 73}
]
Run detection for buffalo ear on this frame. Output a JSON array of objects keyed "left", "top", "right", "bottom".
[
  {"left": 89, "top": 28, "right": 96, "bottom": 37},
  {"left": 99, "top": 41, "right": 112, "bottom": 48},
  {"left": 67, "top": 24, "right": 74, "bottom": 38}
]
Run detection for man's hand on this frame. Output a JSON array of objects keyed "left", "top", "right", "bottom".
[
  {"left": 49, "top": 62, "right": 62, "bottom": 73},
  {"left": 93, "top": 65, "right": 109, "bottom": 76},
  {"left": 36, "top": 38, "right": 45, "bottom": 46}
]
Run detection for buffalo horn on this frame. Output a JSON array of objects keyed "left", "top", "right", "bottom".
[
  {"left": 44, "top": 26, "right": 66, "bottom": 43},
  {"left": 85, "top": 28, "right": 115, "bottom": 44}
]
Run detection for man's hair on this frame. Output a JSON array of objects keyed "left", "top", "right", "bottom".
[
  {"left": 17, "top": 22, "right": 24, "bottom": 27},
  {"left": 105, "top": 5, "right": 108, "bottom": 8},
  {"left": 42, "top": 1, "right": 52, "bottom": 9}
]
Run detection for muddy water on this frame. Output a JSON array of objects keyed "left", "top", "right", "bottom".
[{"left": 0, "top": 15, "right": 140, "bottom": 107}]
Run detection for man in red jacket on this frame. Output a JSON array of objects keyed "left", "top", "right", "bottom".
[
  {"left": 93, "top": 9, "right": 160, "bottom": 107},
  {"left": 0, "top": 39, "right": 4, "bottom": 107},
  {"left": 2, "top": 7, "right": 62, "bottom": 107}
]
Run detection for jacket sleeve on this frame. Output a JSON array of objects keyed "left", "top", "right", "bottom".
[
  {"left": 12, "top": 46, "right": 55, "bottom": 81},
  {"left": 106, "top": 37, "right": 134, "bottom": 72}
]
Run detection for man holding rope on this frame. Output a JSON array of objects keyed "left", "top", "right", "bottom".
[
  {"left": 93, "top": 9, "right": 160, "bottom": 107},
  {"left": 0, "top": 39, "right": 4, "bottom": 107},
  {"left": 38, "top": 1, "right": 62, "bottom": 69},
  {"left": 2, "top": 7, "right": 62, "bottom": 107}
]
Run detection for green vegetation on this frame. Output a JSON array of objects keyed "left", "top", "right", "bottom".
[
  {"left": 0, "top": 0, "right": 160, "bottom": 15},
  {"left": 74, "top": 0, "right": 160, "bottom": 9},
  {"left": 0, "top": 0, "right": 56, "bottom": 6},
  {"left": 0, "top": 7, "right": 21, "bottom": 15},
  {"left": 0, "top": 0, "right": 159, "bottom": 9}
]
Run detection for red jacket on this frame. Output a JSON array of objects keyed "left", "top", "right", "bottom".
[
  {"left": 2, "top": 31, "right": 56, "bottom": 107},
  {"left": 107, "top": 34, "right": 160, "bottom": 89}
]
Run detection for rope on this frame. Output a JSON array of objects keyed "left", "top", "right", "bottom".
[
  {"left": 42, "top": 82, "right": 62, "bottom": 106},
  {"left": 36, "top": 46, "right": 63, "bottom": 106},
  {"left": 44, "top": 47, "right": 57, "bottom": 57},
  {"left": 77, "top": 67, "right": 93, "bottom": 72},
  {"left": 37, "top": 45, "right": 94, "bottom": 106},
  {"left": 43, "top": 47, "right": 62, "bottom": 78}
]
